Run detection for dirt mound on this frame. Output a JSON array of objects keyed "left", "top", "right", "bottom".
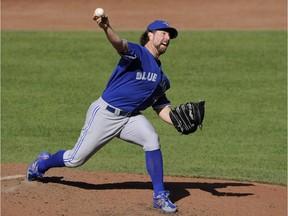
[{"left": 1, "top": 163, "right": 287, "bottom": 216}]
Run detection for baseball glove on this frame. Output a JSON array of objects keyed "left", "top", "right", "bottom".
[{"left": 169, "top": 100, "right": 205, "bottom": 135}]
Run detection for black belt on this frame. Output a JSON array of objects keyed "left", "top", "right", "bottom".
[{"left": 106, "top": 105, "right": 137, "bottom": 117}]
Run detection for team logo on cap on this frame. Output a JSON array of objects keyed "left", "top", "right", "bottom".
[{"left": 162, "top": 21, "right": 169, "bottom": 27}]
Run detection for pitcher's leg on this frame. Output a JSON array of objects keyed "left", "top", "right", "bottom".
[
  {"left": 27, "top": 101, "right": 103, "bottom": 181},
  {"left": 63, "top": 102, "right": 103, "bottom": 167},
  {"left": 27, "top": 98, "right": 128, "bottom": 181},
  {"left": 38, "top": 150, "right": 66, "bottom": 173},
  {"left": 145, "top": 149, "right": 164, "bottom": 194},
  {"left": 119, "top": 114, "right": 160, "bottom": 151},
  {"left": 63, "top": 99, "right": 128, "bottom": 167},
  {"left": 119, "top": 115, "right": 175, "bottom": 213},
  {"left": 119, "top": 114, "right": 164, "bottom": 194}
]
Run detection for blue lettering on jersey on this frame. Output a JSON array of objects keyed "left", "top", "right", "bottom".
[{"left": 101, "top": 42, "right": 171, "bottom": 112}]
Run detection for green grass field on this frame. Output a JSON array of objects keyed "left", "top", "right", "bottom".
[{"left": 1, "top": 30, "right": 287, "bottom": 185}]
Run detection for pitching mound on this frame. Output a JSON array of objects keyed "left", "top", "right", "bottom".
[{"left": 1, "top": 163, "right": 286, "bottom": 216}]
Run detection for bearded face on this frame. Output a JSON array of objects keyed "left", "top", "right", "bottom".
[{"left": 150, "top": 30, "right": 171, "bottom": 55}]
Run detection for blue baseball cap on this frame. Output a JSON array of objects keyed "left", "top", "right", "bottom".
[{"left": 147, "top": 20, "right": 178, "bottom": 39}]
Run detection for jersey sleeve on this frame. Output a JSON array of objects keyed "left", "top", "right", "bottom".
[
  {"left": 152, "top": 95, "right": 171, "bottom": 110},
  {"left": 119, "top": 41, "right": 141, "bottom": 60}
]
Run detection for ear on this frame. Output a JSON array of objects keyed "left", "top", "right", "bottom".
[{"left": 148, "top": 31, "right": 154, "bottom": 40}]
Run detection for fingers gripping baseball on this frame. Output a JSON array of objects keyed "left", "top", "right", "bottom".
[{"left": 93, "top": 7, "right": 109, "bottom": 29}]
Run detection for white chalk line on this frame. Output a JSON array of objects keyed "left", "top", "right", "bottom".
[{"left": 1, "top": 175, "right": 25, "bottom": 181}]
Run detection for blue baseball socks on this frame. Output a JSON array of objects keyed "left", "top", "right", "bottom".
[
  {"left": 38, "top": 150, "right": 66, "bottom": 173},
  {"left": 145, "top": 149, "right": 164, "bottom": 195}
]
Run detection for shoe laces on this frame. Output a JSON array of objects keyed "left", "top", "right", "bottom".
[{"left": 155, "top": 190, "right": 170, "bottom": 200}]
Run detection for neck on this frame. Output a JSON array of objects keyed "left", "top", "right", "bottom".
[{"left": 145, "top": 43, "right": 160, "bottom": 59}]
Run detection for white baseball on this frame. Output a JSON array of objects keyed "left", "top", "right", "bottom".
[{"left": 94, "top": 8, "right": 104, "bottom": 17}]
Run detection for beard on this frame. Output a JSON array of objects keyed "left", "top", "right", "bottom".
[{"left": 156, "top": 43, "right": 168, "bottom": 55}]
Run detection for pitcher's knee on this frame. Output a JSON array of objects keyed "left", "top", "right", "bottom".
[
  {"left": 143, "top": 134, "right": 160, "bottom": 151},
  {"left": 64, "top": 158, "right": 86, "bottom": 168},
  {"left": 63, "top": 150, "right": 87, "bottom": 168}
]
